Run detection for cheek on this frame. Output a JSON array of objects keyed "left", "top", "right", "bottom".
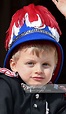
[
  {"left": 44, "top": 69, "right": 53, "bottom": 79},
  {"left": 17, "top": 66, "right": 32, "bottom": 79}
]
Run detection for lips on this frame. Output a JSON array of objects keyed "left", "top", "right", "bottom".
[{"left": 33, "top": 76, "right": 44, "bottom": 81}]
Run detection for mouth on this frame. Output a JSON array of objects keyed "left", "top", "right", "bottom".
[{"left": 32, "top": 76, "right": 44, "bottom": 81}]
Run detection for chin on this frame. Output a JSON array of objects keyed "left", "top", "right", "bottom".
[{"left": 28, "top": 82, "right": 46, "bottom": 86}]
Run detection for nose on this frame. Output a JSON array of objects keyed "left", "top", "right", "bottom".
[{"left": 34, "top": 64, "right": 43, "bottom": 75}]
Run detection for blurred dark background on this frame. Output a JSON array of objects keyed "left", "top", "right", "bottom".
[{"left": 0, "top": 0, "right": 66, "bottom": 83}]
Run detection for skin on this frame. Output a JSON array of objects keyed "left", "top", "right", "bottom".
[
  {"left": 52, "top": 0, "right": 66, "bottom": 17},
  {"left": 10, "top": 47, "right": 57, "bottom": 86}
]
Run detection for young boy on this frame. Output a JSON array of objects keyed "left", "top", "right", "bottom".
[{"left": 0, "top": 3, "right": 66, "bottom": 114}]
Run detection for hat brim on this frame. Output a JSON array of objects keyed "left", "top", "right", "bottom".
[{"left": 4, "top": 32, "right": 64, "bottom": 83}]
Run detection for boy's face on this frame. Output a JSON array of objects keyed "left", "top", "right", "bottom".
[{"left": 10, "top": 47, "right": 56, "bottom": 86}]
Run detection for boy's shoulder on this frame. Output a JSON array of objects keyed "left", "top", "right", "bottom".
[
  {"left": 0, "top": 73, "right": 17, "bottom": 83},
  {"left": 0, "top": 67, "right": 16, "bottom": 77},
  {"left": 0, "top": 68, "right": 21, "bottom": 90}
]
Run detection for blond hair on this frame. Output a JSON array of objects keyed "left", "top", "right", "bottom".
[{"left": 11, "top": 42, "right": 58, "bottom": 64}]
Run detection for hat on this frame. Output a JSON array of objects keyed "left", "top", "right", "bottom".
[{"left": 4, "top": 4, "right": 64, "bottom": 83}]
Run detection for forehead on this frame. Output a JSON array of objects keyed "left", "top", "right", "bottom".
[
  {"left": 19, "top": 42, "right": 57, "bottom": 62},
  {"left": 20, "top": 42, "right": 56, "bottom": 53},
  {"left": 12, "top": 41, "right": 57, "bottom": 60},
  {"left": 20, "top": 46, "right": 56, "bottom": 59},
  {"left": 12, "top": 41, "right": 56, "bottom": 53},
  {"left": 19, "top": 46, "right": 56, "bottom": 65}
]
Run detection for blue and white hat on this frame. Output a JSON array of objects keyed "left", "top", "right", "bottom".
[{"left": 4, "top": 4, "right": 64, "bottom": 83}]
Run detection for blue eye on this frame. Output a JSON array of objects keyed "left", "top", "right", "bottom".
[
  {"left": 43, "top": 63, "right": 48, "bottom": 65},
  {"left": 28, "top": 62, "right": 34, "bottom": 65},
  {"left": 26, "top": 62, "right": 34, "bottom": 67},
  {"left": 42, "top": 63, "right": 50, "bottom": 68}
]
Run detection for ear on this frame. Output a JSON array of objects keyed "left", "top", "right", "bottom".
[{"left": 10, "top": 58, "right": 17, "bottom": 72}]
